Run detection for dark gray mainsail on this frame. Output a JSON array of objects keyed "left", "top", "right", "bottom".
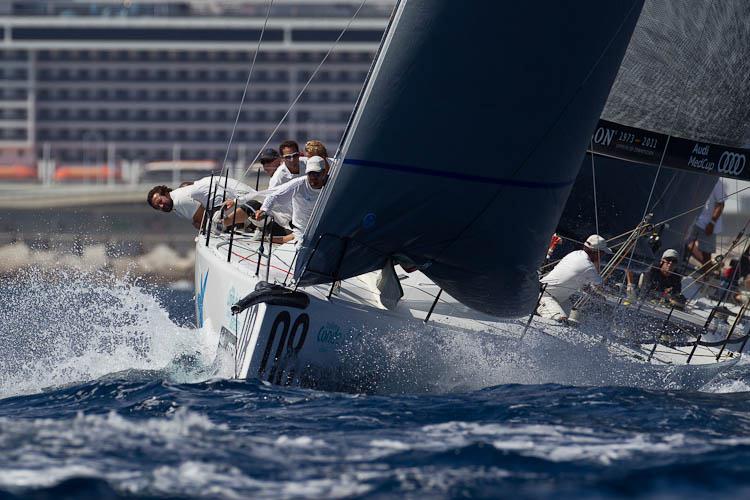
[
  {"left": 590, "top": 0, "right": 750, "bottom": 181},
  {"left": 296, "top": 0, "right": 644, "bottom": 316},
  {"left": 567, "top": 0, "right": 750, "bottom": 268},
  {"left": 603, "top": 0, "right": 750, "bottom": 150}
]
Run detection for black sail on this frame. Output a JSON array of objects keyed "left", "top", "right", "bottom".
[
  {"left": 297, "top": 0, "right": 644, "bottom": 316},
  {"left": 563, "top": 0, "right": 750, "bottom": 261}
]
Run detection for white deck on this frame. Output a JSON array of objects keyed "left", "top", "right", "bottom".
[{"left": 194, "top": 230, "right": 741, "bottom": 391}]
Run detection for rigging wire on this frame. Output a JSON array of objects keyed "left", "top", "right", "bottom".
[
  {"left": 216, "top": 0, "right": 275, "bottom": 203},
  {"left": 240, "top": 0, "right": 370, "bottom": 181},
  {"left": 617, "top": 1, "right": 716, "bottom": 284},
  {"left": 589, "top": 142, "right": 600, "bottom": 237}
]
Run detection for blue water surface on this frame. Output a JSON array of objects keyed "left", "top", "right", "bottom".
[{"left": 2, "top": 271, "right": 750, "bottom": 499}]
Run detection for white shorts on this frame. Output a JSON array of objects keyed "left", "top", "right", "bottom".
[{"left": 537, "top": 294, "right": 570, "bottom": 321}]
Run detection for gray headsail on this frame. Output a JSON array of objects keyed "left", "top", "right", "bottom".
[
  {"left": 590, "top": 0, "right": 750, "bottom": 181},
  {"left": 296, "top": 0, "right": 644, "bottom": 316}
]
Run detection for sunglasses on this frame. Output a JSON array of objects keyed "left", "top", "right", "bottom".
[
  {"left": 663, "top": 258, "right": 677, "bottom": 264},
  {"left": 282, "top": 152, "right": 299, "bottom": 160}
]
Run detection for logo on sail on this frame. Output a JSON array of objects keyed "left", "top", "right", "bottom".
[
  {"left": 717, "top": 151, "right": 746, "bottom": 177},
  {"left": 592, "top": 126, "right": 615, "bottom": 147}
]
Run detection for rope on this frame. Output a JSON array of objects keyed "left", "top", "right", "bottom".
[{"left": 241, "top": 0, "right": 370, "bottom": 180}]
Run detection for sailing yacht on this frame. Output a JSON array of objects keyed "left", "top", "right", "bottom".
[{"left": 193, "top": 0, "right": 743, "bottom": 391}]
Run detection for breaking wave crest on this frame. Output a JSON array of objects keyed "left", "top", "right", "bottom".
[{"left": 0, "top": 268, "right": 216, "bottom": 398}]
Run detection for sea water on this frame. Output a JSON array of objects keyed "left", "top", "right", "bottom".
[{"left": 2, "top": 270, "right": 750, "bottom": 498}]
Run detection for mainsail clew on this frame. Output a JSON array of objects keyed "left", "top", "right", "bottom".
[{"left": 297, "top": 0, "right": 645, "bottom": 316}]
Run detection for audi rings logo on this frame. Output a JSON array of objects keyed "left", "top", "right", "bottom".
[{"left": 718, "top": 151, "right": 746, "bottom": 176}]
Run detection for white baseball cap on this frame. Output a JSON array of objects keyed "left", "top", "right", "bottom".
[
  {"left": 584, "top": 234, "right": 613, "bottom": 254},
  {"left": 661, "top": 248, "right": 679, "bottom": 260},
  {"left": 305, "top": 155, "right": 325, "bottom": 174}
]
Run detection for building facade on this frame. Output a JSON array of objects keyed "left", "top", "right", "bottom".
[{"left": 0, "top": 0, "right": 393, "bottom": 169}]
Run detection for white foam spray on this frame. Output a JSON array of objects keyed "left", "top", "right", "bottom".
[{"left": 0, "top": 268, "right": 215, "bottom": 398}]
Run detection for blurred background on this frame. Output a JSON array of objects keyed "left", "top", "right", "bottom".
[
  {"left": 1, "top": 0, "right": 748, "bottom": 288},
  {"left": 0, "top": 0, "right": 394, "bottom": 283}
]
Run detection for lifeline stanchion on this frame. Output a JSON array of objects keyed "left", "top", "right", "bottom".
[
  {"left": 201, "top": 173, "right": 215, "bottom": 236},
  {"left": 424, "top": 289, "right": 443, "bottom": 324},
  {"left": 686, "top": 333, "right": 702, "bottom": 365},
  {"left": 520, "top": 283, "right": 547, "bottom": 341},
  {"left": 205, "top": 176, "right": 220, "bottom": 248},
  {"left": 283, "top": 249, "right": 299, "bottom": 287},
  {"left": 226, "top": 198, "right": 238, "bottom": 263},
  {"left": 265, "top": 216, "right": 272, "bottom": 283},
  {"left": 699, "top": 221, "right": 750, "bottom": 328},
  {"left": 648, "top": 305, "right": 676, "bottom": 362},
  {"left": 255, "top": 214, "right": 269, "bottom": 277},
  {"left": 716, "top": 301, "right": 749, "bottom": 361}
]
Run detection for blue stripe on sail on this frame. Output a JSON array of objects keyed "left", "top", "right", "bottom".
[{"left": 343, "top": 158, "right": 576, "bottom": 189}]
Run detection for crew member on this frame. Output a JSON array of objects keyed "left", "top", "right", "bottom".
[
  {"left": 304, "top": 139, "right": 333, "bottom": 173},
  {"left": 639, "top": 248, "right": 684, "bottom": 305},
  {"left": 538, "top": 234, "right": 612, "bottom": 322},
  {"left": 259, "top": 148, "right": 281, "bottom": 176},
  {"left": 253, "top": 156, "right": 327, "bottom": 245},
  {"left": 687, "top": 179, "right": 726, "bottom": 266},
  {"left": 147, "top": 176, "right": 254, "bottom": 229},
  {"left": 268, "top": 140, "right": 304, "bottom": 189}
]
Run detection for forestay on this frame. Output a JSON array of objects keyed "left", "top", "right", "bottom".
[{"left": 296, "top": 0, "right": 644, "bottom": 316}]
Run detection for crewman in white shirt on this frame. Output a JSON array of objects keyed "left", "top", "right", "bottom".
[
  {"left": 268, "top": 140, "right": 304, "bottom": 189},
  {"left": 253, "top": 156, "right": 327, "bottom": 245},
  {"left": 147, "top": 176, "right": 254, "bottom": 229},
  {"left": 687, "top": 179, "right": 726, "bottom": 265},
  {"left": 537, "top": 234, "right": 612, "bottom": 322}
]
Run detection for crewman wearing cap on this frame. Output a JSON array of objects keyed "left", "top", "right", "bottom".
[
  {"left": 537, "top": 234, "right": 613, "bottom": 322},
  {"left": 638, "top": 248, "right": 684, "bottom": 305},
  {"left": 252, "top": 155, "right": 327, "bottom": 245},
  {"left": 259, "top": 148, "right": 281, "bottom": 176}
]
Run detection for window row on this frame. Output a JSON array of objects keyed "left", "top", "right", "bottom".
[
  {"left": 37, "top": 108, "right": 290, "bottom": 122},
  {"left": 0, "top": 129, "right": 27, "bottom": 140},
  {"left": 36, "top": 68, "right": 369, "bottom": 84},
  {"left": 37, "top": 88, "right": 292, "bottom": 102},
  {"left": 0, "top": 69, "right": 28, "bottom": 80},
  {"left": 37, "top": 128, "right": 294, "bottom": 142},
  {"left": 50, "top": 148, "right": 246, "bottom": 163},
  {"left": 0, "top": 109, "right": 27, "bottom": 120},
  {"left": 0, "top": 89, "right": 28, "bottom": 100},
  {"left": 34, "top": 49, "right": 374, "bottom": 64}
]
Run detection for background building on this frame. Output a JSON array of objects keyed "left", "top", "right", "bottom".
[{"left": 0, "top": 0, "right": 394, "bottom": 178}]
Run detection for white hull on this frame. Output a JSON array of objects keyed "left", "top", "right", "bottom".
[{"left": 194, "top": 233, "right": 739, "bottom": 393}]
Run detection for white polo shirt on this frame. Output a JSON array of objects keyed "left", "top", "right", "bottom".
[
  {"left": 541, "top": 250, "right": 602, "bottom": 304},
  {"left": 259, "top": 176, "right": 321, "bottom": 241},
  {"left": 695, "top": 179, "right": 727, "bottom": 233},
  {"left": 170, "top": 176, "right": 255, "bottom": 220}
]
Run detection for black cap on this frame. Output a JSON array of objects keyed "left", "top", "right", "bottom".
[{"left": 259, "top": 148, "right": 280, "bottom": 164}]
